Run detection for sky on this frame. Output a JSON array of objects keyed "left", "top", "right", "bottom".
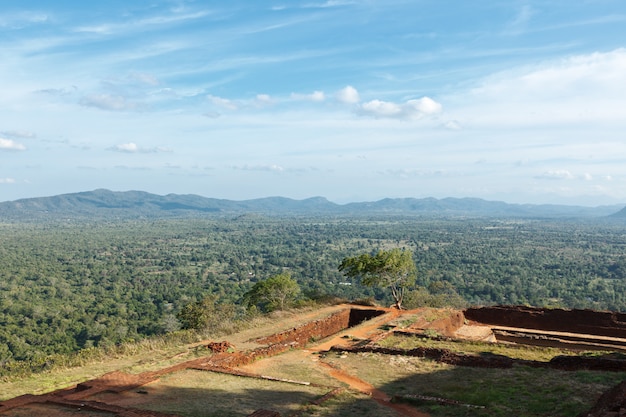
[{"left": 1, "top": 1, "right": 626, "bottom": 206}]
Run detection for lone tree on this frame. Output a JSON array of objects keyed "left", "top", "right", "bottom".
[
  {"left": 339, "top": 248, "right": 417, "bottom": 309},
  {"left": 244, "top": 272, "right": 300, "bottom": 312}
]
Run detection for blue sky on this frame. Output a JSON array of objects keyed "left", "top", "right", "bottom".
[{"left": 1, "top": 1, "right": 626, "bottom": 205}]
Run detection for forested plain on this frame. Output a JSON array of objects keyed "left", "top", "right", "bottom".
[{"left": 1, "top": 214, "right": 626, "bottom": 365}]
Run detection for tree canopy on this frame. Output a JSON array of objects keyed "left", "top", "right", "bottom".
[
  {"left": 339, "top": 248, "right": 417, "bottom": 309},
  {"left": 244, "top": 273, "right": 301, "bottom": 312},
  {"left": 4, "top": 216, "right": 626, "bottom": 367},
  {"left": 176, "top": 295, "right": 237, "bottom": 331}
]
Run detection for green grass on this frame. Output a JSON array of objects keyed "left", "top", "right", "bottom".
[
  {"left": 322, "top": 349, "right": 626, "bottom": 417},
  {"left": 297, "top": 390, "right": 400, "bottom": 417},
  {"left": 238, "top": 350, "right": 341, "bottom": 387},
  {"left": 91, "top": 369, "right": 330, "bottom": 417}
]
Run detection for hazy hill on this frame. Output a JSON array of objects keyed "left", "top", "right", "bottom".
[
  {"left": 0, "top": 189, "right": 623, "bottom": 221},
  {"left": 610, "top": 206, "right": 626, "bottom": 218}
]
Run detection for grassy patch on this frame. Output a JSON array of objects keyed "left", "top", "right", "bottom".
[
  {"left": 297, "top": 390, "right": 399, "bottom": 417},
  {"left": 322, "top": 351, "right": 626, "bottom": 417},
  {"left": 92, "top": 369, "right": 329, "bottom": 417},
  {"left": 239, "top": 350, "right": 340, "bottom": 387}
]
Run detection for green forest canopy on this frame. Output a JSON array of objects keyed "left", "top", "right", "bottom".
[{"left": 1, "top": 215, "right": 626, "bottom": 362}]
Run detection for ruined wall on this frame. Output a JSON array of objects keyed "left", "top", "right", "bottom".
[
  {"left": 464, "top": 306, "right": 626, "bottom": 338},
  {"left": 255, "top": 308, "right": 386, "bottom": 347},
  {"left": 426, "top": 310, "right": 465, "bottom": 337},
  {"left": 255, "top": 309, "right": 352, "bottom": 347}
]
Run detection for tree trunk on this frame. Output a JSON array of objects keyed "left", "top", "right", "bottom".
[{"left": 390, "top": 285, "right": 403, "bottom": 309}]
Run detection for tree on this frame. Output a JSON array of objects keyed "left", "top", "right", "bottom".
[
  {"left": 244, "top": 273, "right": 300, "bottom": 312},
  {"left": 339, "top": 248, "right": 417, "bottom": 309},
  {"left": 176, "top": 295, "right": 236, "bottom": 331},
  {"left": 177, "top": 296, "right": 218, "bottom": 330},
  {"left": 403, "top": 281, "right": 467, "bottom": 309}
]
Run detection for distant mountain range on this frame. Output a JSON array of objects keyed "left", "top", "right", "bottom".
[{"left": 0, "top": 189, "right": 625, "bottom": 221}]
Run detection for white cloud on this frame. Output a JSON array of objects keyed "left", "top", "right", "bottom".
[
  {"left": 0, "top": 138, "right": 26, "bottom": 151},
  {"left": 336, "top": 86, "right": 360, "bottom": 104},
  {"left": 255, "top": 94, "right": 273, "bottom": 106},
  {"left": 74, "top": 24, "right": 112, "bottom": 35},
  {"left": 233, "top": 164, "right": 286, "bottom": 172},
  {"left": 303, "top": 1, "right": 356, "bottom": 8},
  {"left": 0, "top": 178, "right": 16, "bottom": 184},
  {"left": 360, "top": 100, "right": 401, "bottom": 117},
  {"left": 1, "top": 130, "right": 36, "bottom": 139},
  {"left": 291, "top": 91, "right": 325, "bottom": 102},
  {"left": 129, "top": 72, "right": 160, "bottom": 86},
  {"left": 451, "top": 49, "right": 626, "bottom": 127},
  {"left": 358, "top": 96, "right": 442, "bottom": 120},
  {"left": 115, "top": 165, "right": 152, "bottom": 171},
  {"left": 136, "top": 11, "right": 212, "bottom": 27},
  {"left": 207, "top": 94, "right": 238, "bottom": 110},
  {"left": 443, "top": 120, "right": 462, "bottom": 130},
  {"left": 0, "top": 11, "right": 49, "bottom": 29},
  {"left": 74, "top": 10, "right": 211, "bottom": 35},
  {"left": 80, "top": 94, "right": 143, "bottom": 111},
  {"left": 411, "top": 97, "right": 442, "bottom": 114},
  {"left": 503, "top": 5, "right": 534, "bottom": 35},
  {"left": 36, "top": 87, "right": 77, "bottom": 97},
  {"left": 310, "top": 91, "right": 325, "bottom": 101},
  {"left": 517, "top": 50, "right": 626, "bottom": 96},
  {"left": 536, "top": 170, "right": 575, "bottom": 180},
  {"left": 113, "top": 142, "right": 140, "bottom": 153},
  {"left": 382, "top": 169, "right": 450, "bottom": 178},
  {"left": 206, "top": 93, "right": 277, "bottom": 110},
  {"left": 108, "top": 143, "right": 171, "bottom": 153}
]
